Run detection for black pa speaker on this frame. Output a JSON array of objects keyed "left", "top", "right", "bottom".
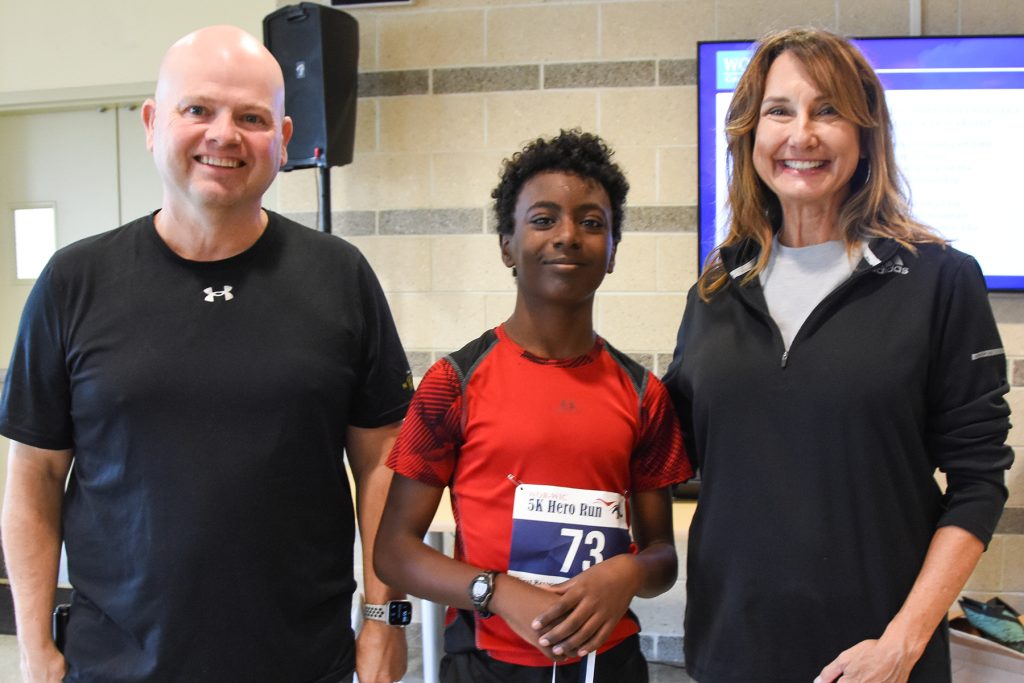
[{"left": 264, "top": 3, "right": 359, "bottom": 170}]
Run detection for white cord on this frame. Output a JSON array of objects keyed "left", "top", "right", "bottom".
[
  {"left": 549, "top": 649, "right": 597, "bottom": 682},
  {"left": 583, "top": 651, "right": 596, "bottom": 683}
]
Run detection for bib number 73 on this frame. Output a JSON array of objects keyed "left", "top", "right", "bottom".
[
  {"left": 559, "top": 528, "right": 606, "bottom": 572},
  {"left": 508, "top": 483, "right": 629, "bottom": 585}
]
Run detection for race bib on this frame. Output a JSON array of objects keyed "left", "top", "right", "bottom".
[{"left": 507, "top": 483, "right": 630, "bottom": 585}]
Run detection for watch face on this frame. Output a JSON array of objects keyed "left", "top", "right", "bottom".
[
  {"left": 388, "top": 600, "right": 413, "bottom": 626},
  {"left": 471, "top": 581, "right": 487, "bottom": 600}
]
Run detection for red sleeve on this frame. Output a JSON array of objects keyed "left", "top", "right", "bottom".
[
  {"left": 630, "top": 373, "right": 692, "bottom": 491},
  {"left": 387, "top": 358, "right": 463, "bottom": 487}
]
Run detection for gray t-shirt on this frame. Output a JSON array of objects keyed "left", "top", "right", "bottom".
[{"left": 760, "top": 236, "right": 861, "bottom": 349}]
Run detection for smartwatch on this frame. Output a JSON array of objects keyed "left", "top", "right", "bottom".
[
  {"left": 468, "top": 570, "right": 496, "bottom": 618},
  {"left": 363, "top": 600, "right": 413, "bottom": 627}
]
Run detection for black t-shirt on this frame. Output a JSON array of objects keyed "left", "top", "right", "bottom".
[{"left": 0, "top": 211, "right": 413, "bottom": 682}]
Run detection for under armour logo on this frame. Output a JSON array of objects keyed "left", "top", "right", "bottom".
[{"left": 203, "top": 286, "right": 234, "bottom": 302}]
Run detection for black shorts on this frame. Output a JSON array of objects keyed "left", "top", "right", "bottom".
[{"left": 439, "top": 633, "right": 648, "bottom": 683}]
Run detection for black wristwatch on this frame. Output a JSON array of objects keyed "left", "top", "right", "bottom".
[
  {"left": 363, "top": 600, "right": 413, "bottom": 627},
  {"left": 469, "top": 570, "right": 496, "bottom": 618}
]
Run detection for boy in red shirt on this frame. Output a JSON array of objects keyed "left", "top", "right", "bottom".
[{"left": 374, "top": 130, "right": 691, "bottom": 682}]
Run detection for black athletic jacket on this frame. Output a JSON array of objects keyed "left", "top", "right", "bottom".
[{"left": 663, "top": 237, "right": 1013, "bottom": 682}]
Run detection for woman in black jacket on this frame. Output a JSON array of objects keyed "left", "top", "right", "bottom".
[{"left": 663, "top": 27, "right": 1013, "bottom": 683}]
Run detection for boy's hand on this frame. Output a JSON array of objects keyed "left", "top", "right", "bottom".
[
  {"left": 489, "top": 574, "right": 565, "bottom": 660},
  {"left": 529, "top": 554, "right": 644, "bottom": 658}
]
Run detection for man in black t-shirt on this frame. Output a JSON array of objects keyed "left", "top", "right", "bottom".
[{"left": 0, "top": 26, "right": 412, "bottom": 683}]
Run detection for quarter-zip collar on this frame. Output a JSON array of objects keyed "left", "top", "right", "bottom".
[
  {"left": 718, "top": 235, "right": 904, "bottom": 369},
  {"left": 720, "top": 235, "right": 900, "bottom": 283}
]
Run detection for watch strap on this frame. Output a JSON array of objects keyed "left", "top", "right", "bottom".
[
  {"left": 362, "top": 599, "right": 411, "bottom": 627},
  {"left": 363, "top": 602, "right": 388, "bottom": 622}
]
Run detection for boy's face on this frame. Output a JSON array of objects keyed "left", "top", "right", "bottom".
[{"left": 500, "top": 171, "right": 616, "bottom": 308}]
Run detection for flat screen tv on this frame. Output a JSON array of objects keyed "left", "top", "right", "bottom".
[{"left": 697, "top": 35, "right": 1024, "bottom": 291}]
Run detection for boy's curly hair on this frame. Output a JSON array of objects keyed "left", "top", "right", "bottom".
[{"left": 491, "top": 129, "right": 629, "bottom": 243}]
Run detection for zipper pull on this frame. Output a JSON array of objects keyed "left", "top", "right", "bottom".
[{"left": 780, "top": 350, "right": 789, "bottom": 368}]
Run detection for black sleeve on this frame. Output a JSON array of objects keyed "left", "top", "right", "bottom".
[
  {"left": 347, "top": 252, "right": 414, "bottom": 428},
  {"left": 662, "top": 286, "right": 700, "bottom": 470},
  {"left": 0, "top": 262, "right": 74, "bottom": 450},
  {"left": 926, "top": 253, "right": 1013, "bottom": 545}
]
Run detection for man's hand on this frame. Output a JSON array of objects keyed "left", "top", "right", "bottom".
[
  {"left": 355, "top": 619, "right": 407, "bottom": 683},
  {"left": 19, "top": 642, "right": 66, "bottom": 683},
  {"left": 2, "top": 443, "right": 72, "bottom": 683},
  {"left": 814, "top": 638, "right": 916, "bottom": 683}
]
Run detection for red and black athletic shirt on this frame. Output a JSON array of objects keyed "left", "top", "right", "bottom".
[{"left": 389, "top": 324, "right": 691, "bottom": 666}]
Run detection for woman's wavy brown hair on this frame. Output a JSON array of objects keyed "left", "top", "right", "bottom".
[{"left": 698, "top": 27, "right": 945, "bottom": 300}]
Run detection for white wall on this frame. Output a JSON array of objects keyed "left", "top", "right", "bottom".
[{"left": 0, "top": 0, "right": 277, "bottom": 103}]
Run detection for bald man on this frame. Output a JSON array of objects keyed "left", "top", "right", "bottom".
[{"left": 0, "top": 26, "right": 412, "bottom": 683}]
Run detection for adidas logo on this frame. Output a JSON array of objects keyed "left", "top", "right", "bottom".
[{"left": 873, "top": 255, "right": 909, "bottom": 276}]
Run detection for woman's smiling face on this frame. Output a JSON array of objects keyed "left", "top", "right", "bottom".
[{"left": 753, "top": 50, "right": 861, "bottom": 221}]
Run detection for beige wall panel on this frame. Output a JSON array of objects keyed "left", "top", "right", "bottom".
[
  {"left": 596, "top": 293, "right": 686, "bottom": 351},
  {"left": 963, "top": 535, "right": 1003, "bottom": 591},
  {"left": 274, "top": 169, "right": 318, "bottom": 212},
  {"left": 601, "top": 87, "right": 695, "bottom": 148},
  {"left": 486, "top": 91, "right": 599, "bottom": 151},
  {"left": 962, "top": 0, "right": 1024, "bottom": 33},
  {"left": 387, "top": 292, "right": 433, "bottom": 348},
  {"left": 485, "top": 293, "right": 518, "bottom": 329},
  {"left": 379, "top": 94, "right": 486, "bottom": 152},
  {"left": 600, "top": 0, "right": 715, "bottom": 60},
  {"left": 348, "top": 9, "right": 380, "bottom": 71},
  {"left": 613, "top": 147, "right": 658, "bottom": 206},
  {"left": 354, "top": 99, "right": 379, "bottom": 154},
  {"left": 0, "top": 0, "right": 275, "bottom": 93},
  {"left": 487, "top": 5, "right": 599, "bottom": 64},
  {"left": 330, "top": 152, "right": 432, "bottom": 210},
  {"left": 659, "top": 146, "right": 697, "bottom": 206},
  {"left": 1007, "top": 448, "right": 1023, "bottom": 507},
  {"left": 1004, "top": 535, "right": 1024, "bottom": 590},
  {"left": 431, "top": 292, "right": 488, "bottom": 349},
  {"left": 921, "top": 0, "right": 960, "bottom": 35},
  {"left": 414, "top": 0, "right": 539, "bottom": 7},
  {"left": 347, "top": 235, "right": 433, "bottom": 292},
  {"left": 993, "top": 301, "right": 1024, "bottom": 355},
  {"left": 604, "top": 234, "right": 660, "bottom": 293},
  {"left": 838, "top": 0, "right": 909, "bottom": 36},
  {"left": 378, "top": 10, "right": 486, "bottom": 69},
  {"left": 656, "top": 233, "right": 699, "bottom": 292},
  {"left": 432, "top": 235, "right": 515, "bottom": 292},
  {"left": 432, "top": 151, "right": 507, "bottom": 207},
  {"left": 715, "top": 0, "right": 836, "bottom": 39},
  {"left": 388, "top": 291, "right": 487, "bottom": 349},
  {"left": 1006, "top": 388, "right": 1024, "bottom": 448}
]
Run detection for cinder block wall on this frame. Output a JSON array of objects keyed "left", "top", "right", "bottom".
[{"left": 277, "top": 0, "right": 1024, "bottom": 657}]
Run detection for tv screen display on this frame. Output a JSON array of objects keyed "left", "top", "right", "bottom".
[{"left": 697, "top": 35, "right": 1024, "bottom": 291}]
